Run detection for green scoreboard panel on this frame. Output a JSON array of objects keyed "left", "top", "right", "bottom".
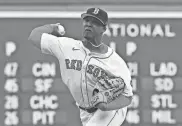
[{"left": 0, "top": 11, "right": 182, "bottom": 126}]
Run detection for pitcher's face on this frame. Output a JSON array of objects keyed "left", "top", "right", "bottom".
[{"left": 82, "top": 16, "right": 106, "bottom": 40}]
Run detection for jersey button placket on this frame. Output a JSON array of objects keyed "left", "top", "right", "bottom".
[{"left": 81, "top": 55, "right": 91, "bottom": 108}]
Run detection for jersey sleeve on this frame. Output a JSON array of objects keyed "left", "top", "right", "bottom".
[
  {"left": 40, "top": 33, "right": 80, "bottom": 57},
  {"left": 41, "top": 33, "right": 58, "bottom": 55},
  {"left": 110, "top": 53, "right": 133, "bottom": 97}
]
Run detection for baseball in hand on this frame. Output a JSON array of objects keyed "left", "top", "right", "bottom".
[{"left": 57, "top": 25, "right": 65, "bottom": 35}]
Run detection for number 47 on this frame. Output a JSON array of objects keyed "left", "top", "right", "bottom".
[{"left": 4, "top": 62, "right": 18, "bottom": 77}]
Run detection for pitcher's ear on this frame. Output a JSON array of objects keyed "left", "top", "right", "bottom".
[{"left": 103, "top": 25, "right": 107, "bottom": 32}]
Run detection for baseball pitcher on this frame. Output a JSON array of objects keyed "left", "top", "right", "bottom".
[{"left": 28, "top": 7, "right": 133, "bottom": 126}]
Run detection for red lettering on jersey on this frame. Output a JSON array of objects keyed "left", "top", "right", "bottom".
[{"left": 65, "top": 59, "right": 82, "bottom": 71}]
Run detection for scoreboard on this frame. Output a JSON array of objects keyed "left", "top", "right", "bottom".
[{"left": 0, "top": 11, "right": 182, "bottom": 126}]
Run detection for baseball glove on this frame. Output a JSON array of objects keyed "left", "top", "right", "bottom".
[{"left": 91, "top": 77, "right": 125, "bottom": 106}]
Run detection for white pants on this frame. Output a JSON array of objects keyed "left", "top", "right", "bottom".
[{"left": 80, "top": 107, "right": 127, "bottom": 126}]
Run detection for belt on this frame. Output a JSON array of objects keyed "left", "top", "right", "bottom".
[{"left": 79, "top": 106, "right": 98, "bottom": 113}]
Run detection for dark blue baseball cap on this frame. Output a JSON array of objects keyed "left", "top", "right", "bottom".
[{"left": 81, "top": 8, "right": 108, "bottom": 26}]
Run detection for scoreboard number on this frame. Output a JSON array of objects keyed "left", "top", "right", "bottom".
[
  {"left": 126, "top": 110, "right": 140, "bottom": 124},
  {"left": 4, "top": 111, "right": 19, "bottom": 125},
  {"left": 4, "top": 62, "right": 18, "bottom": 77},
  {"left": 128, "top": 94, "right": 139, "bottom": 108},
  {"left": 4, "top": 95, "right": 19, "bottom": 110},
  {"left": 4, "top": 79, "right": 19, "bottom": 93}
]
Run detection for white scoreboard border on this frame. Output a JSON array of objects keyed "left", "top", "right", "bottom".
[{"left": 0, "top": 11, "right": 182, "bottom": 18}]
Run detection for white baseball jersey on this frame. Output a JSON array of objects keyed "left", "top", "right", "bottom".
[{"left": 41, "top": 33, "right": 133, "bottom": 126}]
